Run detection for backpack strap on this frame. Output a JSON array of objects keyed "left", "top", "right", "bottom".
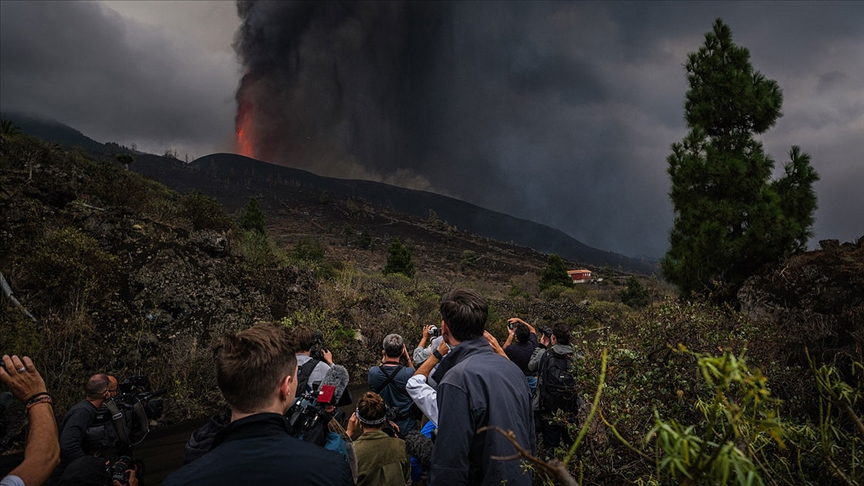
[
  {"left": 298, "top": 358, "right": 321, "bottom": 392},
  {"left": 371, "top": 365, "right": 403, "bottom": 394},
  {"left": 104, "top": 399, "right": 131, "bottom": 446}
]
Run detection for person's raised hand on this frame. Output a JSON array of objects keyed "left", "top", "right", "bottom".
[
  {"left": 113, "top": 468, "right": 138, "bottom": 486},
  {"left": 0, "top": 355, "right": 47, "bottom": 403},
  {"left": 322, "top": 349, "right": 333, "bottom": 365}
]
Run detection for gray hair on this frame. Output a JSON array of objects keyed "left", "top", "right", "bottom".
[{"left": 382, "top": 334, "right": 404, "bottom": 358}]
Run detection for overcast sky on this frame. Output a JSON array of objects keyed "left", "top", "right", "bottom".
[{"left": 1, "top": 1, "right": 861, "bottom": 258}]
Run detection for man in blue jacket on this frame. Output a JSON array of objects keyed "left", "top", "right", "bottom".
[
  {"left": 164, "top": 322, "right": 353, "bottom": 486},
  {"left": 429, "top": 289, "right": 535, "bottom": 486}
]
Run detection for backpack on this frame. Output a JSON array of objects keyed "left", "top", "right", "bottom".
[
  {"left": 538, "top": 349, "right": 581, "bottom": 414},
  {"left": 296, "top": 358, "right": 322, "bottom": 394}
]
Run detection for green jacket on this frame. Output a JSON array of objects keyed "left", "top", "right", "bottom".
[{"left": 353, "top": 430, "right": 410, "bottom": 486}]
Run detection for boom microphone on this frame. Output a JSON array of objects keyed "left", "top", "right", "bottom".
[{"left": 319, "top": 364, "right": 351, "bottom": 406}]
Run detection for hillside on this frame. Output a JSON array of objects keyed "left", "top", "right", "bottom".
[
  {"left": 1, "top": 130, "right": 862, "bottom": 485},
  {"left": 1, "top": 112, "right": 658, "bottom": 275}
]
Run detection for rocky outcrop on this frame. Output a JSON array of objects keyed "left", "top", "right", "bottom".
[{"left": 738, "top": 236, "right": 864, "bottom": 365}]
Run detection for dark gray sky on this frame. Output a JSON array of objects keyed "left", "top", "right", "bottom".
[{"left": 1, "top": 1, "right": 861, "bottom": 258}]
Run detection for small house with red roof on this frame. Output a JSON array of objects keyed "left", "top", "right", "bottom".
[{"left": 567, "top": 269, "right": 592, "bottom": 284}]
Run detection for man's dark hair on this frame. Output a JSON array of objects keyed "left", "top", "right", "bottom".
[
  {"left": 382, "top": 334, "right": 404, "bottom": 358},
  {"left": 552, "top": 322, "right": 571, "bottom": 345},
  {"left": 294, "top": 326, "right": 315, "bottom": 352},
  {"left": 214, "top": 322, "right": 297, "bottom": 414},
  {"left": 515, "top": 323, "right": 530, "bottom": 343},
  {"left": 439, "top": 288, "right": 487, "bottom": 342},
  {"left": 84, "top": 374, "right": 110, "bottom": 400}
]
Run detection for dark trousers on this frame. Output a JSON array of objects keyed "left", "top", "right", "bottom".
[{"left": 540, "top": 416, "right": 574, "bottom": 450}]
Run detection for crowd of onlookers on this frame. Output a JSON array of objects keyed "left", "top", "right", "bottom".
[{"left": 1, "top": 287, "right": 583, "bottom": 486}]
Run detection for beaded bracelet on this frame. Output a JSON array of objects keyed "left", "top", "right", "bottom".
[
  {"left": 25, "top": 394, "right": 53, "bottom": 412},
  {"left": 24, "top": 391, "right": 49, "bottom": 404}
]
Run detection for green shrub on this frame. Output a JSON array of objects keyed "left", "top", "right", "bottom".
[
  {"left": 26, "top": 227, "right": 119, "bottom": 306},
  {"left": 620, "top": 276, "right": 651, "bottom": 308},
  {"left": 383, "top": 238, "right": 414, "bottom": 278},
  {"left": 292, "top": 238, "right": 325, "bottom": 263},
  {"left": 179, "top": 191, "right": 235, "bottom": 232},
  {"left": 239, "top": 197, "right": 266, "bottom": 233},
  {"left": 460, "top": 250, "right": 478, "bottom": 270},
  {"left": 238, "top": 230, "right": 276, "bottom": 268},
  {"left": 539, "top": 254, "right": 572, "bottom": 292}
]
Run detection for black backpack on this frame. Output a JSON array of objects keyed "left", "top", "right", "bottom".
[
  {"left": 296, "top": 358, "right": 322, "bottom": 394},
  {"left": 538, "top": 350, "right": 581, "bottom": 413}
]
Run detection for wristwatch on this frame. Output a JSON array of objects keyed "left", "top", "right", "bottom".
[{"left": 432, "top": 349, "right": 444, "bottom": 361}]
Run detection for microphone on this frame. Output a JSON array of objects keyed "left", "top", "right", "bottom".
[{"left": 318, "top": 364, "right": 350, "bottom": 406}]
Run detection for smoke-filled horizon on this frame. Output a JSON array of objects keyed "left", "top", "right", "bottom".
[
  {"left": 2, "top": 1, "right": 860, "bottom": 258},
  {"left": 231, "top": 1, "right": 863, "bottom": 258}
]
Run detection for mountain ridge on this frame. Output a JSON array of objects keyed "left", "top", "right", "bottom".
[{"left": 1, "top": 112, "right": 658, "bottom": 274}]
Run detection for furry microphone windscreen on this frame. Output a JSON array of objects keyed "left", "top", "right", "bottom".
[{"left": 319, "top": 364, "right": 350, "bottom": 405}]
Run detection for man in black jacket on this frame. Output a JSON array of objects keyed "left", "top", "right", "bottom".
[
  {"left": 49, "top": 373, "right": 118, "bottom": 484},
  {"left": 163, "top": 322, "right": 353, "bottom": 486},
  {"left": 429, "top": 289, "right": 535, "bottom": 486}
]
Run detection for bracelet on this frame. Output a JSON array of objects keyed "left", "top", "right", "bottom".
[
  {"left": 26, "top": 395, "right": 53, "bottom": 412},
  {"left": 432, "top": 349, "right": 443, "bottom": 361},
  {"left": 24, "top": 391, "right": 49, "bottom": 404}
]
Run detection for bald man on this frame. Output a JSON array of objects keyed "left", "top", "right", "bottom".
[{"left": 49, "top": 374, "right": 118, "bottom": 484}]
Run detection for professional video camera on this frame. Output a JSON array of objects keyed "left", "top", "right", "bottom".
[
  {"left": 89, "top": 375, "right": 165, "bottom": 450},
  {"left": 116, "top": 376, "right": 165, "bottom": 422},
  {"left": 286, "top": 384, "right": 336, "bottom": 445}
]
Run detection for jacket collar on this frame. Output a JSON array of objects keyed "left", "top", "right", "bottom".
[
  {"left": 431, "top": 336, "right": 492, "bottom": 384},
  {"left": 212, "top": 412, "right": 291, "bottom": 448}
]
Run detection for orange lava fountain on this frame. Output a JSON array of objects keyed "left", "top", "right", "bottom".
[
  {"left": 235, "top": 72, "right": 257, "bottom": 159},
  {"left": 235, "top": 107, "right": 255, "bottom": 159}
]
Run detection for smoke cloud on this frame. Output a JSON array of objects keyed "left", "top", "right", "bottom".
[{"left": 231, "top": 1, "right": 863, "bottom": 258}]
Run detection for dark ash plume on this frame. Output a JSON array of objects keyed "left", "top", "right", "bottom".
[{"left": 233, "top": 0, "right": 453, "bottom": 190}]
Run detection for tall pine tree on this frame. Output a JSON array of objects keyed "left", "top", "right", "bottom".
[{"left": 662, "top": 19, "right": 818, "bottom": 300}]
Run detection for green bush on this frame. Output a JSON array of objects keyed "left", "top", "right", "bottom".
[
  {"left": 383, "top": 238, "right": 415, "bottom": 278},
  {"left": 460, "top": 250, "right": 478, "bottom": 270},
  {"left": 620, "top": 276, "right": 651, "bottom": 308},
  {"left": 179, "top": 191, "right": 235, "bottom": 232},
  {"left": 238, "top": 230, "right": 276, "bottom": 268},
  {"left": 292, "top": 238, "right": 325, "bottom": 264},
  {"left": 539, "top": 254, "right": 572, "bottom": 292},
  {"left": 239, "top": 197, "right": 266, "bottom": 233},
  {"left": 26, "top": 227, "right": 119, "bottom": 307}
]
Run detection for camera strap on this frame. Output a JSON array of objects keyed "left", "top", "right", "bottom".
[
  {"left": 371, "top": 365, "right": 403, "bottom": 394},
  {"left": 105, "top": 399, "right": 151, "bottom": 446}
]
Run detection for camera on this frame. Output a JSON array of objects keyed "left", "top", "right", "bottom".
[
  {"left": 508, "top": 322, "right": 516, "bottom": 331},
  {"left": 285, "top": 386, "right": 333, "bottom": 445},
  {"left": 427, "top": 326, "right": 441, "bottom": 338},
  {"left": 309, "top": 330, "right": 328, "bottom": 362},
  {"left": 107, "top": 456, "right": 135, "bottom": 485},
  {"left": 539, "top": 326, "right": 553, "bottom": 338},
  {"left": 116, "top": 376, "right": 165, "bottom": 421}
]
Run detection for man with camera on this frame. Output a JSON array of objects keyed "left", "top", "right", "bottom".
[
  {"left": 502, "top": 317, "right": 539, "bottom": 392},
  {"left": 49, "top": 374, "right": 119, "bottom": 484},
  {"left": 164, "top": 322, "right": 352, "bottom": 485},
  {"left": 429, "top": 289, "right": 535, "bottom": 486},
  {"left": 295, "top": 327, "right": 334, "bottom": 393},
  {"left": 529, "top": 322, "right": 583, "bottom": 450},
  {"left": 368, "top": 334, "right": 416, "bottom": 436},
  {"left": 412, "top": 324, "right": 445, "bottom": 367}
]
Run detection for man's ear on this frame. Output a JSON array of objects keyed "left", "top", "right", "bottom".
[
  {"left": 441, "top": 320, "right": 452, "bottom": 344},
  {"left": 280, "top": 374, "right": 295, "bottom": 401}
]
